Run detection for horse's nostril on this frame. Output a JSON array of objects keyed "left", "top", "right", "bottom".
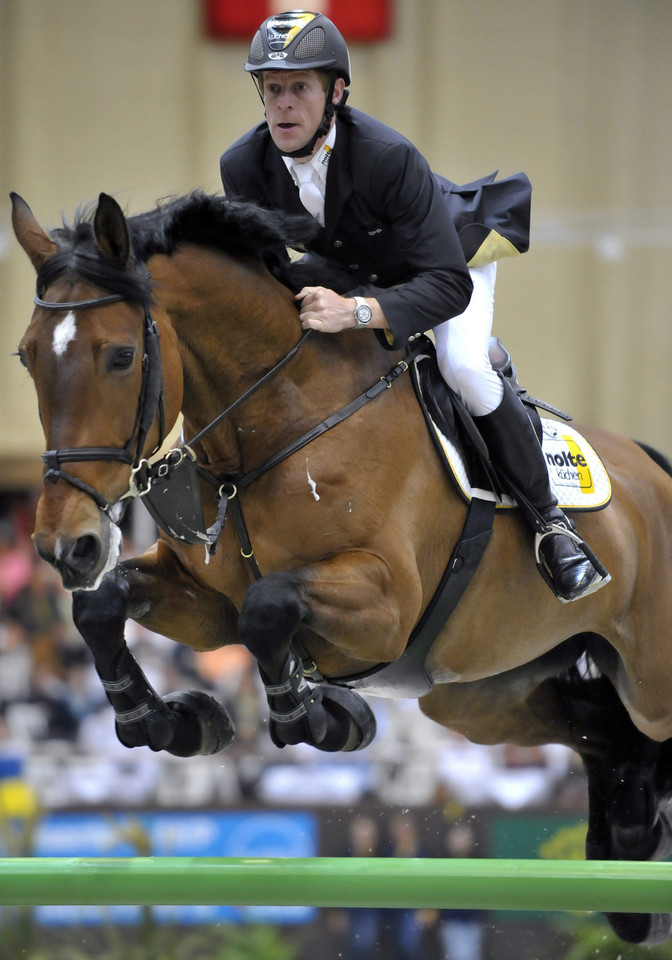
[{"left": 66, "top": 534, "right": 102, "bottom": 572}]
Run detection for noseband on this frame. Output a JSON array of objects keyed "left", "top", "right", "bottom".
[{"left": 35, "top": 291, "right": 165, "bottom": 517}]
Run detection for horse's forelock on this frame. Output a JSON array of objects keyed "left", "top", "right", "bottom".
[
  {"left": 37, "top": 207, "right": 152, "bottom": 305},
  {"left": 48, "top": 204, "right": 96, "bottom": 248}
]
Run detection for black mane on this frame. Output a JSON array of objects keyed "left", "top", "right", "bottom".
[
  {"left": 128, "top": 191, "right": 316, "bottom": 261},
  {"left": 39, "top": 191, "right": 360, "bottom": 301},
  {"left": 128, "top": 191, "right": 359, "bottom": 293}
]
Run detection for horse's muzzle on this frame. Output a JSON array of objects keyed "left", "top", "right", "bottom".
[{"left": 33, "top": 528, "right": 114, "bottom": 592}]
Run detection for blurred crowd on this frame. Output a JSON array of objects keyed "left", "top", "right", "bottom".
[
  {"left": 0, "top": 493, "right": 587, "bottom": 813},
  {"left": 326, "top": 814, "right": 486, "bottom": 960}
]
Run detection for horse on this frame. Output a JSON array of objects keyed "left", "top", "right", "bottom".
[{"left": 11, "top": 189, "right": 672, "bottom": 945}]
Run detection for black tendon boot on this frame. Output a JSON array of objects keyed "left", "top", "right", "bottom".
[
  {"left": 474, "top": 380, "right": 610, "bottom": 602},
  {"left": 261, "top": 654, "right": 377, "bottom": 753}
]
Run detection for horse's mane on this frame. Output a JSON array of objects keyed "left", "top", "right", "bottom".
[
  {"left": 128, "top": 192, "right": 314, "bottom": 259},
  {"left": 40, "top": 191, "right": 359, "bottom": 300},
  {"left": 129, "top": 192, "right": 359, "bottom": 294}
]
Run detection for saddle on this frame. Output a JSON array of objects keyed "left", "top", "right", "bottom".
[{"left": 413, "top": 337, "right": 612, "bottom": 514}]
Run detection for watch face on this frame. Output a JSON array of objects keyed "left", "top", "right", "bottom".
[{"left": 355, "top": 303, "right": 372, "bottom": 323}]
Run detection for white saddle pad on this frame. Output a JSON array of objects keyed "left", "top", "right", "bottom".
[{"left": 434, "top": 415, "right": 612, "bottom": 512}]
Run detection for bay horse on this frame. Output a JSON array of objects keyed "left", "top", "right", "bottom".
[{"left": 11, "top": 190, "right": 672, "bottom": 944}]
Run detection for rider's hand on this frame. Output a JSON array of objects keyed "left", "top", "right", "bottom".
[
  {"left": 296, "top": 286, "right": 358, "bottom": 332},
  {"left": 296, "top": 286, "right": 386, "bottom": 333}
]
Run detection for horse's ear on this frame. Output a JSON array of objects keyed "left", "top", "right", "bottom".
[
  {"left": 10, "top": 192, "right": 59, "bottom": 272},
  {"left": 93, "top": 193, "right": 132, "bottom": 269}
]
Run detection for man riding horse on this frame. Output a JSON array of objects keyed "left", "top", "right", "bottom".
[{"left": 219, "top": 10, "right": 608, "bottom": 604}]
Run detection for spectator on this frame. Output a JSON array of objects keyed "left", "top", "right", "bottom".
[
  {"left": 341, "top": 815, "right": 384, "bottom": 960},
  {"left": 437, "top": 824, "right": 484, "bottom": 960},
  {"left": 0, "top": 523, "right": 33, "bottom": 607},
  {"left": 381, "top": 813, "right": 433, "bottom": 960}
]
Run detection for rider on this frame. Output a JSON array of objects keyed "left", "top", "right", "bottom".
[{"left": 219, "top": 10, "right": 609, "bottom": 603}]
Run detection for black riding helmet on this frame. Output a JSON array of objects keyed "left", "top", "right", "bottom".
[{"left": 245, "top": 10, "right": 351, "bottom": 159}]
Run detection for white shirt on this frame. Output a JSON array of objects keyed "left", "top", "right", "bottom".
[{"left": 283, "top": 125, "right": 337, "bottom": 227}]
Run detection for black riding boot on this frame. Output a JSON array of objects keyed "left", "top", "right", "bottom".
[{"left": 474, "top": 380, "right": 610, "bottom": 602}]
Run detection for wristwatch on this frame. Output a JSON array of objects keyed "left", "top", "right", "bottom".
[{"left": 353, "top": 296, "right": 373, "bottom": 328}]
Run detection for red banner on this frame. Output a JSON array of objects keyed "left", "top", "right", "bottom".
[{"left": 204, "top": 1, "right": 392, "bottom": 42}]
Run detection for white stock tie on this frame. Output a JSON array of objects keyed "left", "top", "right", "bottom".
[{"left": 293, "top": 163, "right": 324, "bottom": 224}]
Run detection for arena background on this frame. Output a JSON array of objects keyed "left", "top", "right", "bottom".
[{"left": 1, "top": 0, "right": 671, "bottom": 487}]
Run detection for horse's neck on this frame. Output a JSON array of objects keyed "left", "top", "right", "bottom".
[
  {"left": 151, "top": 247, "right": 402, "bottom": 474},
  {"left": 151, "top": 247, "right": 303, "bottom": 468}
]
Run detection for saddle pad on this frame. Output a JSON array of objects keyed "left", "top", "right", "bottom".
[{"left": 433, "top": 414, "right": 612, "bottom": 512}]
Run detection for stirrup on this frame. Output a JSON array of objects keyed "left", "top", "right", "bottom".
[
  {"left": 533, "top": 519, "right": 584, "bottom": 566},
  {"left": 534, "top": 521, "right": 611, "bottom": 603}
]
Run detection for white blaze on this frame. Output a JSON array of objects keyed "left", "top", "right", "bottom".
[{"left": 52, "top": 311, "right": 77, "bottom": 357}]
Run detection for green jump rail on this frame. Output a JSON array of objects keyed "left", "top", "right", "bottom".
[{"left": 0, "top": 858, "right": 671, "bottom": 913}]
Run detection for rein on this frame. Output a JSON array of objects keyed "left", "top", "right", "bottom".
[
  {"left": 194, "top": 341, "right": 428, "bottom": 574},
  {"left": 34, "top": 292, "right": 165, "bottom": 516},
  {"left": 186, "top": 330, "right": 314, "bottom": 449}
]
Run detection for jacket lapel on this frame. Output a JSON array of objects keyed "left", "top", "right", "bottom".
[
  {"left": 263, "top": 139, "right": 306, "bottom": 216},
  {"left": 324, "top": 118, "right": 354, "bottom": 243}
]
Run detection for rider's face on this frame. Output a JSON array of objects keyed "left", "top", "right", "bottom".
[{"left": 261, "top": 70, "right": 344, "bottom": 157}]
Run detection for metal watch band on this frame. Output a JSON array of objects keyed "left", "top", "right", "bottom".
[{"left": 353, "top": 296, "right": 372, "bottom": 328}]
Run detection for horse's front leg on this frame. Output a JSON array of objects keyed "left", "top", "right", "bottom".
[
  {"left": 237, "top": 554, "right": 416, "bottom": 753},
  {"left": 72, "top": 567, "right": 235, "bottom": 757}
]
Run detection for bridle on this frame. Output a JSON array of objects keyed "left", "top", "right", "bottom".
[
  {"left": 31, "top": 268, "right": 316, "bottom": 524},
  {"left": 34, "top": 290, "right": 165, "bottom": 517}
]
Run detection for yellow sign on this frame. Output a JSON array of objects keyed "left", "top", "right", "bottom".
[{"left": 561, "top": 434, "right": 595, "bottom": 494}]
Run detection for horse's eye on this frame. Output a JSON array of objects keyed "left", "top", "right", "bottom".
[
  {"left": 107, "top": 347, "right": 135, "bottom": 372},
  {"left": 14, "top": 350, "right": 28, "bottom": 369}
]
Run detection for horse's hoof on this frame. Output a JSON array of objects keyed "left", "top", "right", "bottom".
[
  {"left": 262, "top": 654, "right": 376, "bottom": 753},
  {"left": 317, "top": 685, "right": 377, "bottom": 752},
  {"left": 606, "top": 911, "right": 672, "bottom": 946},
  {"left": 162, "top": 690, "right": 236, "bottom": 757}
]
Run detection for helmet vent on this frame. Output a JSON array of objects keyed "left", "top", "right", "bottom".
[
  {"left": 294, "top": 27, "right": 326, "bottom": 61},
  {"left": 248, "top": 31, "right": 265, "bottom": 64}
]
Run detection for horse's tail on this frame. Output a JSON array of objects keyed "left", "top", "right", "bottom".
[{"left": 635, "top": 440, "right": 672, "bottom": 478}]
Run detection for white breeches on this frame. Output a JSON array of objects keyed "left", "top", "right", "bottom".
[{"left": 434, "top": 261, "right": 503, "bottom": 417}]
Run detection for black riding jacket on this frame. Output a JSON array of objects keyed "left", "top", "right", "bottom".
[{"left": 220, "top": 106, "right": 474, "bottom": 347}]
